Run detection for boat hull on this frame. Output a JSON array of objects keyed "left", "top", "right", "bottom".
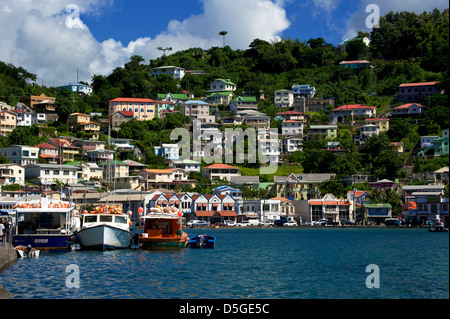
[
  {"left": 76, "top": 225, "right": 133, "bottom": 250},
  {"left": 139, "top": 232, "right": 189, "bottom": 250},
  {"left": 188, "top": 235, "right": 216, "bottom": 248},
  {"left": 13, "top": 234, "right": 72, "bottom": 250}
]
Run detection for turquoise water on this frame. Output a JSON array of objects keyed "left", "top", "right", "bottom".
[{"left": 0, "top": 228, "right": 448, "bottom": 299}]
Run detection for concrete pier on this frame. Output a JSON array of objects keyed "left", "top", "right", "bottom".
[{"left": 0, "top": 242, "right": 17, "bottom": 299}]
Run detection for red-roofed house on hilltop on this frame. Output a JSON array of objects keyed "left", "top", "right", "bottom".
[
  {"left": 329, "top": 104, "right": 376, "bottom": 124},
  {"left": 390, "top": 103, "right": 427, "bottom": 118},
  {"left": 397, "top": 81, "right": 442, "bottom": 102},
  {"left": 109, "top": 97, "right": 156, "bottom": 124},
  {"left": 202, "top": 164, "right": 240, "bottom": 181}
]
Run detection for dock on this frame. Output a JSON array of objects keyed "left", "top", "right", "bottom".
[{"left": 0, "top": 242, "right": 17, "bottom": 299}]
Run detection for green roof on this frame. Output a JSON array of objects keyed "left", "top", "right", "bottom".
[
  {"left": 99, "top": 160, "right": 128, "bottom": 166},
  {"left": 209, "top": 92, "right": 233, "bottom": 97},
  {"left": 65, "top": 161, "right": 83, "bottom": 166},
  {"left": 363, "top": 203, "right": 392, "bottom": 208},
  {"left": 232, "top": 96, "right": 257, "bottom": 102},
  {"left": 216, "top": 78, "right": 237, "bottom": 86},
  {"left": 157, "top": 93, "right": 189, "bottom": 99}
]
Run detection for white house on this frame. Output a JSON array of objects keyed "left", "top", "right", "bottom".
[
  {"left": 0, "top": 145, "right": 39, "bottom": 166},
  {"left": 360, "top": 124, "right": 380, "bottom": 138},
  {"left": 172, "top": 159, "right": 201, "bottom": 173},
  {"left": 292, "top": 84, "right": 316, "bottom": 98},
  {"left": 209, "top": 79, "right": 237, "bottom": 92},
  {"left": 0, "top": 164, "right": 25, "bottom": 186},
  {"left": 281, "top": 120, "right": 304, "bottom": 136},
  {"left": 283, "top": 136, "right": 303, "bottom": 153},
  {"left": 150, "top": 66, "right": 185, "bottom": 80},
  {"left": 25, "top": 163, "right": 79, "bottom": 185},
  {"left": 274, "top": 89, "right": 294, "bottom": 108}
]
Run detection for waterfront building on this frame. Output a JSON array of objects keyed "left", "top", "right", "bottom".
[
  {"left": 404, "top": 190, "right": 449, "bottom": 225},
  {"left": 192, "top": 193, "right": 237, "bottom": 224},
  {"left": 309, "top": 194, "right": 353, "bottom": 223},
  {"left": 363, "top": 203, "right": 392, "bottom": 225}
]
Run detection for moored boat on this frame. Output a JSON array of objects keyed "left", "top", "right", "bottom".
[
  {"left": 138, "top": 206, "right": 189, "bottom": 250},
  {"left": 188, "top": 234, "right": 216, "bottom": 248},
  {"left": 75, "top": 205, "right": 133, "bottom": 250},
  {"left": 12, "top": 197, "right": 79, "bottom": 250},
  {"left": 15, "top": 245, "right": 40, "bottom": 258}
]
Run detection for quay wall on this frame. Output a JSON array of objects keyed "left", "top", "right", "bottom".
[{"left": 0, "top": 243, "right": 17, "bottom": 299}]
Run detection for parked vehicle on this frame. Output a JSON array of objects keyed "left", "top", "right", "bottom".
[
  {"left": 274, "top": 219, "right": 288, "bottom": 226},
  {"left": 314, "top": 219, "right": 327, "bottom": 226},
  {"left": 187, "top": 220, "right": 208, "bottom": 227},
  {"left": 237, "top": 221, "right": 251, "bottom": 227},
  {"left": 341, "top": 220, "right": 355, "bottom": 226},
  {"left": 260, "top": 220, "right": 274, "bottom": 227},
  {"left": 283, "top": 221, "right": 298, "bottom": 227},
  {"left": 325, "top": 220, "right": 339, "bottom": 226},
  {"left": 223, "top": 220, "right": 236, "bottom": 226},
  {"left": 384, "top": 218, "right": 401, "bottom": 226},
  {"left": 301, "top": 221, "right": 312, "bottom": 226}
]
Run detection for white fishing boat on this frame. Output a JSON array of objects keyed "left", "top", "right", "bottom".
[
  {"left": 75, "top": 205, "right": 133, "bottom": 250},
  {"left": 12, "top": 197, "right": 79, "bottom": 250}
]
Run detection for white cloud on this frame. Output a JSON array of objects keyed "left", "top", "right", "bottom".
[{"left": 0, "top": 0, "right": 290, "bottom": 87}]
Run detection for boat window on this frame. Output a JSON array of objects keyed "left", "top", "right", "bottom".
[
  {"left": 84, "top": 215, "right": 98, "bottom": 223},
  {"left": 114, "top": 216, "right": 127, "bottom": 224},
  {"left": 100, "top": 215, "right": 113, "bottom": 222}
]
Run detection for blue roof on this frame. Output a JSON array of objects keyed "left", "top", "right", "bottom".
[
  {"left": 185, "top": 100, "right": 209, "bottom": 105},
  {"left": 211, "top": 185, "right": 242, "bottom": 193}
]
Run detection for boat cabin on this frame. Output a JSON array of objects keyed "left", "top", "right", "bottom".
[
  {"left": 81, "top": 213, "right": 130, "bottom": 230},
  {"left": 142, "top": 215, "right": 182, "bottom": 239}
]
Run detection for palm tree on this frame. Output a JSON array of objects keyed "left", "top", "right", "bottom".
[{"left": 219, "top": 31, "right": 228, "bottom": 47}]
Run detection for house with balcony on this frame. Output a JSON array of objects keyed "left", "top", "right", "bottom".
[
  {"left": 0, "top": 145, "right": 39, "bottom": 166},
  {"left": 282, "top": 136, "right": 303, "bottom": 153},
  {"left": 390, "top": 103, "right": 427, "bottom": 118},
  {"left": 22, "top": 94, "right": 56, "bottom": 108},
  {"left": 397, "top": 82, "right": 441, "bottom": 103},
  {"left": 154, "top": 144, "right": 180, "bottom": 161},
  {"left": 202, "top": 164, "right": 240, "bottom": 182},
  {"left": 309, "top": 194, "right": 353, "bottom": 224},
  {"left": 68, "top": 162, "right": 103, "bottom": 181},
  {"left": 281, "top": 120, "right": 304, "bottom": 136},
  {"left": 57, "top": 82, "right": 92, "bottom": 95},
  {"left": 274, "top": 89, "right": 294, "bottom": 108},
  {"left": 360, "top": 124, "right": 380, "bottom": 139},
  {"left": 34, "top": 142, "right": 60, "bottom": 164},
  {"left": 363, "top": 203, "right": 393, "bottom": 225},
  {"left": 238, "top": 110, "right": 271, "bottom": 130},
  {"left": 192, "top": 194, "right": 237, "bottom": 224},
  {"left": 276, "top": 111, "right": 304, "bottom": 121},
  {"left": 138, "top": 168, "right": 191, "bottom": 191},
  {"left": 25, "top": 163, "right": 79, "bottom": 186},
  {"left": 171, "top": 159, "right": 201, "bottom": 173},
  {"left": 46, "top": 138, "right": 80, "bottom": 163},
  {"left": 109, "top": 98, "right": 156, "bottom": 123},
  {"left": 209, "top": 79, "right": 237, "bottom": 92},
  {"left": 150, "top": 66, "right": 185, "bottom": 80},
  {"left": 292, "top": 84, "right": 316, "bottom": 98},
  {"left": 417, "top": 136, "right": 449, "bottom": 157},
  {"left": 207, "top": 91, "right": 234, "bottom": 106},
  {"left": 0, "top": 164, "right": 25, "bottom": 186},
  {"left": 240, "top": 198, "right": 282, "bottom": 223},
  {"left": 274, "top": 173, "right": 335, "bottom": 201},
  {"left": 405, "top": 190, "right": 449, "bottom": 226},
  {"left": 229, "top": 96, "right": 258, "bottom": 113},
  {"left": 68, "top": 113, "right": 100, "bottom": 137},
  {"left": 364, "top": 118, "right": 389, "bottom": 133},
  {"left": 0, "top": 110, "right": 17, "bottom": 136},
  {"left": 329, "top": 104, "right": 376, "bottom": 124},
  {"left": 182, "top": 100, "right": 210, "bottom": 121},
  {"left": 306, "top": 125, "right": 338, "bottom": 141}
]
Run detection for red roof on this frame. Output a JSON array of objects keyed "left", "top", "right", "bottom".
[
  {"left": 34, "top": 143, "right": 58, "bottom": 149},
  {"left": 203, "top": 164, "right": 239, "bottom": 169},
  {"left": 277, "top": 111, "right": 303, "bottom": 115},
  {"left": 119, "top": 111, "right": 134, "bottom": 117},
  {"left": 110, "top": 97, "right": 155, "bottom": 103},
  {"left": 282, "top": 120, "right": 302, "bottom": 123},
  {"left": 393, "top": 103, "right": 425, "bottom": 110},
  {"left": 399, "top": 82, "right": 439, "bottom": 87},
  {"left": 333, "top": 104, "right": 375, "bottom": 111}
]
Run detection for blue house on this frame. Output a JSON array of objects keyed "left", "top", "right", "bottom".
[
  {"left": 57, "top": 82, "right": 92, "bottom": 95},
  {"left": 154, "top": 144, "right": 180, "bottom": 161}
]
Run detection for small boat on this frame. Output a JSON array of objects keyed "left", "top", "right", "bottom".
[
  {"left": 428, "top": 224, "right": 449, "bottom": 232},
  {"left": 15, "top": 245, "right": 40, "bottom": 258},
  {"left": 12, "top": 197, "right": 79, "bottom": 250},
  {"left": 75, "top": 205, "right": 133, "bottom": 250},
  {"left": 138, "top": 206, "right": 189, "bottom": 250},
  {"left": 188, "top": 234, "right": 216, "bottom": 248}
]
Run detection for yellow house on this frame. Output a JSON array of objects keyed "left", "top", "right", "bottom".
[
  {"left": 46, "top": 138, "right": 80, "bottom": 163},
  {"left": 0, "top": 110, "right": 17, "bottom": 136},
  {"left": 364, "top": 118, "right": 389, "bottom": 133},
  {"left": 109, "top": 98, "right": 156, "bottom": 123}
]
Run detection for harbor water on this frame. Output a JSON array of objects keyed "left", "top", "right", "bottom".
[{"left": 0, "top": 227, "right": 448, "bottom": 299}]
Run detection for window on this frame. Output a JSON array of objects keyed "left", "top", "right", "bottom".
[
  {"left": 100, "top": 215, "right": 113, "bottom": 222},
  {"left": 44, "top": 170, "right": 50, "bottom": 175},
  {"left": 53, "top": 170, "right": 59, "bottom": 175}
]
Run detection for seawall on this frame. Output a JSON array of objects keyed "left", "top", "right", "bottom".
[{"left": 0, "top": 243, "right": 17, "bottom": 299}]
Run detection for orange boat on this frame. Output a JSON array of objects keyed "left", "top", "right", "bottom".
[{"left": 138, "top": 206, "right": 189, "bottom": 250}]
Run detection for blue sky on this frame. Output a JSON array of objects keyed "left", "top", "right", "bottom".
[{"left": 0, "top": 0, "right": 448, "bottom": 86}]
